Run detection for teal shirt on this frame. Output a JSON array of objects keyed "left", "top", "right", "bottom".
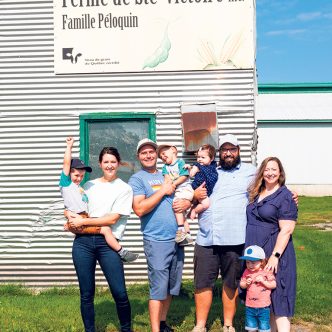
[
  {"left": 59, "top": 171, "right": 88, "bottom": 213},
  {"left": 162, "top": 158, "right": 190, "bottom": 190}
]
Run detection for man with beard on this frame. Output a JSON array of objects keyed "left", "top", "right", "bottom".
[{"left": 191, "top": 134, "right": 256, "bottom": 332}]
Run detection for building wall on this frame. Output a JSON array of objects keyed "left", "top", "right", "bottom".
[
  {"left": 257, "top": 122, "right": 332, "bottom": 196},
  {"left": 257, "top": 85, "right": 332, "bottom": 196},
  {"left": 0, "top": 1, "right": 256, "bottom": 286}
]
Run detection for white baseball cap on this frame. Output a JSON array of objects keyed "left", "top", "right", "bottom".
[
  {"left": 136, "top": 138, "right": 158, "bottom": 153},
  {"left": 219, "top": 134, "right": 239, "bottom": 147},
  {"left": 239, "top": 245, "right": 266, "bottom": 261}
]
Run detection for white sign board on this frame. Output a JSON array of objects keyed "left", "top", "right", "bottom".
[{"left": 54, "top": 0, "right": 254, "bottom": 74}]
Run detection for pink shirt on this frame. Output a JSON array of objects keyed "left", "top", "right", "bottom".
[{"left": 241, "top": 268, "right": 276, "bottom": 308}]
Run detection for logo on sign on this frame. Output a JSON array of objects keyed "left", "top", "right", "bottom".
[{"left": 62, "top": 48, "right": 82, "bottom": 64}]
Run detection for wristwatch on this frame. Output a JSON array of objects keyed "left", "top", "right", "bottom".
[{"left": 272, "top": 251, "right": 281, "bottom": 258}]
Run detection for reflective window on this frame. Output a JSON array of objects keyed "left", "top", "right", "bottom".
[{"left": 80, "top": 114, "right": 155, "bottom": 183}]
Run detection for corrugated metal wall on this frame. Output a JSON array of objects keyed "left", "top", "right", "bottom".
[{"left": 0, "top": 0, "right": 256, "bottom": 286}]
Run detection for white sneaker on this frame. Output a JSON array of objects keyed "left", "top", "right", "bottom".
[
  {"left": 178, "top": 233, "right": 194, "bottom": 246},
  {"left": 175, "top": 230, "right": 186, "bottom": 243}
]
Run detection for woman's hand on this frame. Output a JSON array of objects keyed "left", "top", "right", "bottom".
[
  {"left": 265, "top": 255, "right": 279, "bottom": 273},
  {"left": 68, "top": 214, "right": 85, "bottom": 228},
  {"left": 291, "top": 190, "right": 299, "bottom": 206},
  {"left": 266, "top": 219, "right": 295, "bottom": 274}
]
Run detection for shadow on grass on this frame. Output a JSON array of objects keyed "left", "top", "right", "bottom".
[
  {"left": 207, "top": 283, "right": 245, "bottom": 331},
  {"left": 168, "top": 281, "right": 245, "bottom": 331},
  {"left": 95, "top": 298, "right": 148, "bottom": 332}
]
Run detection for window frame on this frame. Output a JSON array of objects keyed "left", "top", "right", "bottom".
[{"left": 79, "top": 112, "right": 156, "bottom": 175}]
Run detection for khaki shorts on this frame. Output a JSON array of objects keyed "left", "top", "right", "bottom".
[{"left": 174, "top": 186, "right": 194, "bottom": 201}]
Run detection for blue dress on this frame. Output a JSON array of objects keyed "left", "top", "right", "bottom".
[{"left": 245, "top": 185, "right": 298, "bottom": 317}]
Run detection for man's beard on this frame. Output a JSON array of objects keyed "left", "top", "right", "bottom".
[{"left": 219, "top": 155, "right": 241, "bottom": 170}]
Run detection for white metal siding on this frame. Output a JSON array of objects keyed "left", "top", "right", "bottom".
[
  {"left": 257, "top": 92, "right": 332, "bottom": 196},
  {"left": 257, "top": 93, "right": 332, "bottom": 121},
  {"left": 0, "top": 0, "right": 256, "bottom": 286}
]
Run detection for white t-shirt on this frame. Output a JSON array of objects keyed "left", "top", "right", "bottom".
[{"left": 83, "top": 178, "right": 133, "bottom": 240}]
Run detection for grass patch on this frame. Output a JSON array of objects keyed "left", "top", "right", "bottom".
[
  {"left": 0, "top": 197, "right": 331, "bottom": 331},
  {"left": 298, "top": 196, "right": 332, "bottom": 225},
  {"left": 293, "top": 226, "right": 332, "bottom": 327}
]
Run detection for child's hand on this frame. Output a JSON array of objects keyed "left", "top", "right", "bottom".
[
  {"left": 183, "top": 163, "right": 191, "bottom": 170},
  {"left": 255, "top": 275, "right": 264, "bottom": 283},
  {"left": 246, "top": 277, "right": 253, "bottom": 285},
  {"left": 66, "top": 136, "right": 74, "bottom": 148},
  {"left": 189, "top": 208, "right": 197, "bottom": 220},
  {"left": 189, "top": 165, "right": 199, "bottom": 177}
]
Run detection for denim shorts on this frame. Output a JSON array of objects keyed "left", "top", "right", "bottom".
[
  {"left": 245, "top": 306, "right": 271, "bottom": 332},
  {"left": 143, "top": 239, "right": 184, "bottom": 300}
]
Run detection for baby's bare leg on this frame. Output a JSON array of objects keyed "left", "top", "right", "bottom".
[
  {"left": 99, "top": 226, "right": 121, "bottom": 251},
  {"left": 175, "top": 212, "right": 185, "bottom": 227},
  {"left": 194, "top": 197, "right": 210, "bottom": 215},
  {"left": 183, "top": 219, "right": 191, "bottom": 234}
]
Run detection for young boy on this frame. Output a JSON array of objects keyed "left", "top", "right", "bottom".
[
  {"left": 157, "top": 143, "right": 194, "bottom": 246},
  {"left": 240, "top": 245, "right": 277, "bottom": 332},
  {"left": 60, "top": 137, "right": 139, "bottom": 263}
]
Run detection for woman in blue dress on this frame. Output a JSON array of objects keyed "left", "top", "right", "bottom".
[{"left": 245, "top": 157, "right": 298, "bottom": 332}]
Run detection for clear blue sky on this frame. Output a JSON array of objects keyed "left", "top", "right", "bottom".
[{"left": 256, "top": 0, "right": 332, "bottom": 84}]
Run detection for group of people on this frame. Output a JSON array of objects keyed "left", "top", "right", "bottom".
[{"left": 60, "top": 134, "right": 298, "bottom": 332}]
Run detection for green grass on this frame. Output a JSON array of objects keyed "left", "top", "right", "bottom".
[
  {"left": 293, "top": 227, "right": 332, "bottom": 328},
  {"left": 298, "top": 196, "right": 332, "bottom": 225},
  {"left": 0, "top": 197, "right": 331, "bottom": 331}
]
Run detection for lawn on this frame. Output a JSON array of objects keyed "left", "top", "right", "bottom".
[{"left": 0, "top": 196, "right": 331, "bottom": 332}]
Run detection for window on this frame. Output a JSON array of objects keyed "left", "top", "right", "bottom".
[{"left": 80, "top": 113, "right": 156, "bottom": 182}]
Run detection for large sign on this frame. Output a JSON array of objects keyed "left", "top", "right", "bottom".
[{"left": 54, "top": 0, "right": 254, "bottom": 74}]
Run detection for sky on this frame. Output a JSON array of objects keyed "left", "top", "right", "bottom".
[{"left": 256, "top": 0, "right": 332, "bottom": 84}]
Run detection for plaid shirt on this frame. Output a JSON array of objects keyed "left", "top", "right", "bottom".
[{"left": 196, "top": 162, "right": 256, "bottom": 246}]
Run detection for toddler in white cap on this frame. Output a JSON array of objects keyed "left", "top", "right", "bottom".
[{"left": 240, "top": 245, "right": 277, "bottom": 332}]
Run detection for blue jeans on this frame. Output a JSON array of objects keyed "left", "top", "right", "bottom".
[
  {"left": 72, "top": 234, "right": 132, "bottom": 332},
  {"left": 245, "top": 306, "right": 271, "bottom": 332}
]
